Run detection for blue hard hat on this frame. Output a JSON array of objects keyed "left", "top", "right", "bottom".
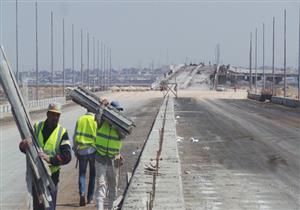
[{"left": 110, "top": 101, "right": 123, "bottom": 111}]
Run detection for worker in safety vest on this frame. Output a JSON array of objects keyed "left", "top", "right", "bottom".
[
  {"left": 73, "top": 109, "right": 97, "bottom": 206},
  {"left": 19, "top": 103, "right": 72, "bottom": 210},
  {"left": 95, "top": 100, "right": 125, "bottom": 210}
]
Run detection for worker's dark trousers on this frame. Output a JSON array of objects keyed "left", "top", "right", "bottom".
[{"left": 32, "top": 170, "right": 60, "bottom": 210}]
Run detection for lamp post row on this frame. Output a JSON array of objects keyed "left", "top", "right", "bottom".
[
  {"left": 249, "top": 9, "right": 300, "bottom": 100},
  {"left": 15, "top": 1, "right": 112, "bottom": 100}
]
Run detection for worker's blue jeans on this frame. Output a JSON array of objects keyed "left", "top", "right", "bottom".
[{"left": 78, "top": 153, "right": 96, "bottom": 202}]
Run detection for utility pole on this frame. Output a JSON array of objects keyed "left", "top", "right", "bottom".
[
  {"left": 16, "top": 0, "right": 19, "bottom": 83},
  {"left": 272, "top": 17, "right": 275, "bottom": 95},
  {"left": 255, "top": 28, "right": 258, "bottom": 93},
  {"left": 87, "top": 32, "right": 89, "bottom": 88},
  {"left": 81, "top": 28, "right": 83, "bottom": 86},
  {"left": 51, "top": 11, "right": 54, "bottom": 97},
  {"left": 72, "top": 24, "right": 75, "bottom": 87},
  {"left": 62, "top": 18, "right": 65, "bottom": 96},
  {"left": 263, "top": 22, "right": 265, "bottom": 90},
  {"left": 35, "top": 1, "right": 39, "bottom": 100},
  {"left": 284, "top": 9, "right": 287, "bottom": 98}
]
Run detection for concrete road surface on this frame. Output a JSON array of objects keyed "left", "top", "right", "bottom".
[{"left": 175, "top": 96, "right": 300, "bottom": 210}]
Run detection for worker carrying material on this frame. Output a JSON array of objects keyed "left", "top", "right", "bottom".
[
  {"left": 19, "top": 103, "right": 72, "bottom": 210},
  {"left": 68, "top": 87, "right": 135, "bottom": 209},
  {"left": 95, "top": 99, "right": 126, "bottom": 210},
  {"left": 73, "top": 110, "right": 97, "bottom": 206},
  {"left": 0, "top": 46, "right": 56, "bottom": 210}
]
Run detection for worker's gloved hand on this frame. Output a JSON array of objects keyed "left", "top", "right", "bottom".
[
  {"left": 38, "top": 149, "right": 50, "bottom": 163},
  {"left": 19, "top": 138, "right": 32, "bottom": 153},
  {"left": 114, "top": 154, "right": 124, "bottom": 167},
  {"left": 100, "top": 98, "right": 109, "bottom": 107}
]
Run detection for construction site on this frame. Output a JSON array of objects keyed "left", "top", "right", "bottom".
[
  {"left": 0, "top": 59, "right": 299, "bottom": 210},
  {"left": 1, "top": 1, "right": 300, "bottom": 210}
]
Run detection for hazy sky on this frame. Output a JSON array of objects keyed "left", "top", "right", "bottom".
[{"left": 0, "top": 0, "right": 299, "bottom": 72}]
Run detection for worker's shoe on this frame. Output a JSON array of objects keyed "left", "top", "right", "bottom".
[
  {"left": 87, "top": 199, "right": 93, "bottom": 204},
  {"left": 79, "top": 194, "right": 86, "bottom": 206}
]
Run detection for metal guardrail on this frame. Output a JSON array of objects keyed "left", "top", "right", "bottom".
[{"left": 0, "top": 97, "right": 66, "bottom": 114}]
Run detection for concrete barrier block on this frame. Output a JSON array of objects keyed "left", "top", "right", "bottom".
[
  {"left": 271, "top": 96, "right": 300, "bottom": 108},
  {"left": 247, "top": 92, "right": 262, "bottom": 101}
]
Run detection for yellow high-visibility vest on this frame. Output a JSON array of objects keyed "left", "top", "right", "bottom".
[
  {"left": 74, "top": 113, "right": 97, "bottom": 151},
  {"left": 35, "top": 121, "right": 66, "bottom": 174},
  {"left": 95, "top": 121, "right": 122, "bottom": 158}
]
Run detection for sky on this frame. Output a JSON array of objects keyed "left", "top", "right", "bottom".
[{"left": 0, "top": 0, "right": 299, "bottom": 72}]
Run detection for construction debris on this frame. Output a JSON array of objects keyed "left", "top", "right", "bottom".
[
  {"left": 0, "top": 46, "right": 55, "bottom": 209},
  {"left": 177, "top": 136, "right": 184, "bottom": 142},
  {"left": 190, "top": 137, "right": 199, "bottom": 143}
]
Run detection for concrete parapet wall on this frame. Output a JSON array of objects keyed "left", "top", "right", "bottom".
[
  {"left": 0, "top": 97, "right": 66, "bottom": 118},
  {"left": 271, "top": 96, "right": 300, "bottom": 108},
  {"left": 247, "top": 92, "right": 300, "bottom": 108},
  {"left": 122, "top": 97, "right": 185, "bottom": 210}
]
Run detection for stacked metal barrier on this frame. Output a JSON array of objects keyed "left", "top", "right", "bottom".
[{"left": 68, "top": 86, "right": 135, "bottom": 135}]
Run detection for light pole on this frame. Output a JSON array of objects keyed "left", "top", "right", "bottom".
[
  {"left": 51, "top": 11, "right": 54, "bottom": 97},
  {"left": 72, "top": 24, "right": 75, "bottom": 87},
  {"left": 62, "top": 18, "right": 65, "bottom": 96},
  {"left": 283, "top": 9, "right": 287, "bottom": 98},
  {"left": 262, "top": 22, "right": 265, "bottom": 90},
  {"left": 81, "top": 28, "right": 83, "bottom": 86},
  {"left": 255, "top": 28, "right": 258, "bottom": 93},
  {"left": 272, "top": 17, "right": 275, "bottom": 96},
  {"left": 16, "top": 0, "right": 19, "bottom": 84},
  {"left": 249, "top": 32, "right": 252, "bottom": 91},
  {"left": 35, "top": 1, "right": 39, "bottom": 100}
]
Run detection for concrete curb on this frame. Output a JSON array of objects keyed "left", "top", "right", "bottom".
[{"left": 122, "top": 97, "right": 185, "bottom": 210}]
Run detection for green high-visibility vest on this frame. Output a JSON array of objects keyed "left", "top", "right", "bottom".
[
  {"left": 74, "top": 113, "right": 97, "bottom": 151},
  {"left": 95, "top": 121, "right": 122, "bottom": 158},
  {"left": 35, "top": 121, "right": 66, "bottom": 174}
]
